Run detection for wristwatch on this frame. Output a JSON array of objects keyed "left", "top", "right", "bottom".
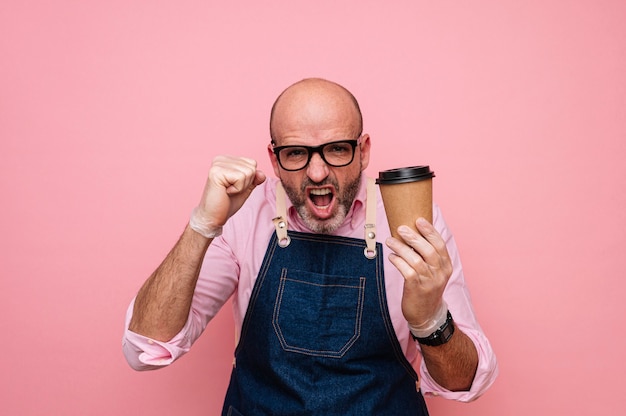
[{"left": 413, "top": 311, "right": 455, "bottom": 346}]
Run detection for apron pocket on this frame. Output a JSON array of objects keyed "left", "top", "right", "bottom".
[{"left": 272, "top": 268, "right": 365, "bottom": 358}]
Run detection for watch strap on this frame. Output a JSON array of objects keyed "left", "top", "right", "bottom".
[{"left": 413, "top": 311, "right": 455, "bottom": 346}]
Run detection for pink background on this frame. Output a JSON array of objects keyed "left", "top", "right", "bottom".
[{"left": 2, "top": 1, "right": 625, "bottom": 414}]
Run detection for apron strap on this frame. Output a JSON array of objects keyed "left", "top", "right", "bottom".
[
  {"left": 273, "top": 182, "right": 291, "bottom": 247},
  {"left": 364, "top": 178, "right": 377, "bottom": 259},
  {"left": 273, "top": 178, "right": 378, "bottom": 258}
]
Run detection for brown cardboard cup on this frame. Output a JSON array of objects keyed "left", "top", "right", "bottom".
[{"left": 376, "top": 166, "right": 435, "bottom": 239}]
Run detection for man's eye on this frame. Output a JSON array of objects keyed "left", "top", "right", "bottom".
[
  {"left": 284, "top": 148, "right": 307, "bottom": 158},
  {"left": 327, "top": 144, "right": 350, "bottom": 154}
]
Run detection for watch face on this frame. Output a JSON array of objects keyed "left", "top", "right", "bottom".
[
  {"left": 439, "top": 321, "right": 455, "bottom": 342},
  {"left": 415, "top": 311, "right": 455, "bottom": 346}
]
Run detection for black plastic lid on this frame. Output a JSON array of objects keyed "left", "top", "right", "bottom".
[{"left": 375, "top": 165, "right": 435, "bottom": 185}]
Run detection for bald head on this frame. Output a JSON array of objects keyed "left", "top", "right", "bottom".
[{"left": 269, "top": 78, "right": 363, "bottom": 144}]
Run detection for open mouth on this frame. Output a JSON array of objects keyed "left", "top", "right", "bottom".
[{"left": 309, "top": 187, "right": 334, "bottom": 208}]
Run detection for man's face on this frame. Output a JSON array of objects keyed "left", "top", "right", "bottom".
[
  {"left": 272, "top": 135, "right": 368, "bottom": 234},
  {"left": 268, "top": 79, "right": 371, "bottom": 233}
]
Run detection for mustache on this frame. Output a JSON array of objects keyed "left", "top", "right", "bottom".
[{"left": 300, "top": 177, "right": 339, "bottom": 191}]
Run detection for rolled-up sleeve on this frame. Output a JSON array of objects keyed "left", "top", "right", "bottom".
[
  {"left": 121, "top": 298, "right": 197, "bottom": 371},
  {"left": 419, "top": 323, "right": 498, "bottom": 402}
]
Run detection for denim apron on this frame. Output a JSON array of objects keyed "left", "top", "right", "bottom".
[{"left": 222, "top": 180, "right": 429, "bottom": 416}]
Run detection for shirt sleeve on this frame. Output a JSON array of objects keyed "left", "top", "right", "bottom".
[
  {"left": 122, "top": 298, "right": 197, "bottom": 371},
  {"left": 121, "top": 232, "right": 241, "bottom": 371},
  {"left": 417, "top": 205, "right": 499, "bottom": 401}
]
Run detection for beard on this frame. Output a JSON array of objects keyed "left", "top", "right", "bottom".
[{"left": 282, "top": 172, "right": 362, "bottom": 234}]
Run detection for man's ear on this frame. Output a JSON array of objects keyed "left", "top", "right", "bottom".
[
  {"left": 359, "top": 134, "right": 371, "bottom": 171},
  {"left": 267, "top": 143, "right": 281, "bottom": 177}
]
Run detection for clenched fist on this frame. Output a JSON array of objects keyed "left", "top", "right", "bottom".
[{"left": 190, "top": 156, "right": 266, "bottom": 238}]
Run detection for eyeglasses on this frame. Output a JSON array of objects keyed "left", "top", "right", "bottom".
[{"left": 272, "top": 138, "right": 361, "bottom": 172}]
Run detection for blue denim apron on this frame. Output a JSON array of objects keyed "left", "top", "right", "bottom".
[{"left": 222, "top": 181, "right": 429, "bottom": 416}]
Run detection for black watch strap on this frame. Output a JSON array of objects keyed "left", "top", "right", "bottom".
[{"left": 413, "top": 311, "right": 455, "bottom": 346}]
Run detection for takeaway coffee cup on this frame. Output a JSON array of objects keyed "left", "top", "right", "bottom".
[{"left": 376, "top": 166, "right": 435, "bottom": 239}]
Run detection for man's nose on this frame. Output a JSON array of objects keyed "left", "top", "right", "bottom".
[{"left": 306, "top": 151, "right": 329, "bottom": 182}]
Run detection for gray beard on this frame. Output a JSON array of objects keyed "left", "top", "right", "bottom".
[{"left": 282, "top": 173, "right": 362, "bottom": 234}]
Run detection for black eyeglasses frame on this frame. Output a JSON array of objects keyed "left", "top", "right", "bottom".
[{"left": 272, "top": 139, "right": 360, "bottom": 172}]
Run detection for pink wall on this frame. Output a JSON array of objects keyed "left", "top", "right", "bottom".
[{"left": 2, "top": 1, "right": 625, "bottom": 414}]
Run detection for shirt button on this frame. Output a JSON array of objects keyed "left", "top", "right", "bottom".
[{"left": 148, "top": 339, "right": 154, "bottom": 345}]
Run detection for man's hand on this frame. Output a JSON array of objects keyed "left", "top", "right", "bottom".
[
  {"left": 192, "top": 156, "right": 267, "bottom": 236},
  {"left": 386, "top": 218, "right": 478, "bottom": 391},
  {"left": 385, "top": 217, "right": 453, "bottom": 328}
]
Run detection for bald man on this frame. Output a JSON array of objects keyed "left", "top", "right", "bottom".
[{"left": 123, "top": 78, "right": 498, "bottom": 415}]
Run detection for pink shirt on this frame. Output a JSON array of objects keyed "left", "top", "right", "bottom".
[{"left": 123, "top": 176, "right": 498, "bottom": 402}]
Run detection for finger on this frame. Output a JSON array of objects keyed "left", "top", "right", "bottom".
[
  {"left": 385, "top": 234, "right": 417, "bottom": 257},
  {"left": 415, "top": 218, "right": 448, "bottom": 255},
  {"left": 211, "top": 158, "right": 258, "bottom": 194},
  {"left": 386, "top": 238, "right": 431, "bottom": 280},
  {"left": 387, "top": 252, "right": 422, "bottom": 284},
  {"left": 228, "top": 169, "right": 265, "bottom": 198},
  {"left": 396, "top": 225, "right": 436, "bottom": 260},
  {"left": 398, "top": 222, "right": 448, "bottom": 268}
]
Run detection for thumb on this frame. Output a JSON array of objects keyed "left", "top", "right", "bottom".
[
  {"left": 253, "top": 170, "right": 267, "bottom": 186},
  {"left": 226, "top": 169, "right": 265, "bottom": 195}
]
